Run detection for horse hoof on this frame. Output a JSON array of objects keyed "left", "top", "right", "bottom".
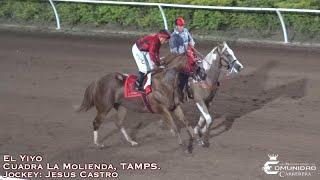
[
  {"left": 185, "top": 145, "right": 193, "bottom": 154},
  {"left": 202, "top": 142, "right": 210, "bottom": 148},
  {"left": 131, "top": 141, "right": 139, "bottom": 146},
  {"left": 170, "top": 129, "right": 177, "bottom": 136},
  {"left": 179, "top": 143, "right": 186, "bottom": 148},
  {"left": 94, "top": 143, "right": 105, "bottom": 149},
  {"left": 181, "top": 144, "right": 193, "bottom": 154},
  {"left": 196, "top": 139, "right": 204, "bottom": 146}
]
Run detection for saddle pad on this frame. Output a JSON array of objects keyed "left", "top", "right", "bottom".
[{"left": 124, "top": 75, "right": 151, "bottom": 98}]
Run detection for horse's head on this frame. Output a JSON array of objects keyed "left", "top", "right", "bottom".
[
  {"left": 195, "top": 42, "right": 243, "bottom": 82},
  {"left": 217, "top": 41, "right": 243, "bottom": 74}
]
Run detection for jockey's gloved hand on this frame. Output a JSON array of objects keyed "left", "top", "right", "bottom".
[
  {"left": 159, "top": 65, "right": 166, "bottom": 69},
  {"left": 156, "top": 60, "right": 165, "bottom": 66}
]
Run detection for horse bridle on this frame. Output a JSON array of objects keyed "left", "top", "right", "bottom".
[
  {"left": 191, "top": 46, "right": 237, "bottom": 101},
  {"left": 216, "top": 47, "right": 237, "bottom": 70}
]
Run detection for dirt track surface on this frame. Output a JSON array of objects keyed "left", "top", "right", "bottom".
[{"left": 0, "top": 30, "right": 320, "bottom": 180}]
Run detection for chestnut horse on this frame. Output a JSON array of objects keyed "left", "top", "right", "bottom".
[{"left": 77, "top": 53, "right": 196, "bottom": 153}]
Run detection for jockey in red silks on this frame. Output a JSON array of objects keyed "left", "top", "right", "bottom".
[
  {"left": 169, "top": 17, "right": 198, "bottom": 101},
  {"left": 132, "top": 29, "right": 171, "bottom": 93}
]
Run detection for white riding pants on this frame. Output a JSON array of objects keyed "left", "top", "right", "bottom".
[{"left": 132, "top": 43, "right": 155, "bottom": 74}]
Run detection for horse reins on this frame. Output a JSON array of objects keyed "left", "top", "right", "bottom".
[{"left": 197, "top": 47, "right": 234, "bottom": 97}]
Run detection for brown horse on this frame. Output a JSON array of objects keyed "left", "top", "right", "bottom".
[
  {"left": 190, "top": 42, "right": 244, "bottom": 147},
  {"left": 77, "top": 53, "right": 196, "bottom": 153}
]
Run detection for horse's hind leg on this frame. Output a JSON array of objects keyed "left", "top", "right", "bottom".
[
  {"left": 93, "top": 111, "right": 109, "bottom": 147},
  {"left": 115, "top": 105, "right": 138, "bottom": 146}
]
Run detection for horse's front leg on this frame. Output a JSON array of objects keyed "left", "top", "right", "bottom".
[
  {"left": 158, "top": 118, "right": 177, "bottom": 137},
  {"left": 194, "top": 114, "right": 205, "bottom": 138},
  {"left": 161, "top": 109, "right": 183, "bottom": 145},
  {"left": 196, "top": 101, "right": 213, "bottom": 147},
  {"left": 172, "top": 105, "right": 195, "bottom": 154}
]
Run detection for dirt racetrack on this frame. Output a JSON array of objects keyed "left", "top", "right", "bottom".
[{"left": 0, "top": 30, "right": 319, "bottom": 180}]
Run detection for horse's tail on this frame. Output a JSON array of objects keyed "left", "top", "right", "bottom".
[{"left": 77, "top": 81, "right": 96, "bottom": 112}]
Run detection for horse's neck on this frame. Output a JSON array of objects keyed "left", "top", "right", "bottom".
[
  {"left": 164, "top": 54, "right": 186, "bottom": 69},
  {"left": 152, "top": 54, "right": 186, "bottom": 90},
  {"left": 204, "top": 49, "right": 222, "bottom": 87},
  {"left": 153, "top": 68, "right": 177, "bottom": 88}
]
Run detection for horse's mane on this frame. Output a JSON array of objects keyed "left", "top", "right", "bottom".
[
  {"left": 161, "top": 53, "right": 184, "bottom": 65},
  {"left": 149, "top": 53, "right": 184, "bottom": 77}
]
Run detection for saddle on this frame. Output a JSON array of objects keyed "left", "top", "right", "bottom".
[
  {"left": 124, "top": 75, "right": 151, "bottom": 98},
  {"left": 124, "top": 74, "right": 154, "bottom": 113}
]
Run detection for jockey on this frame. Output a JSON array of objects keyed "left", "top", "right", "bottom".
[
  {"left": 132, "top": 29, "right": 171, "bottom": 93},
  {"left": 169, "top": 17, "right": 197, "bottom": 101}
]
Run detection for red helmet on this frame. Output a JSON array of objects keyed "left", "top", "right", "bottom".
[
  {"left": 157, "top": 29, "right": 171, "bottom": 40},
  {"left": 175, "top": 17, "right": 185, "bottom": 26}
]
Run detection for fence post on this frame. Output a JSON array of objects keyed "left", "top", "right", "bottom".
[
  {"left": 158, "top": 5, "right": 168, "bottom": 30},
  {"left": 276, "top": 10, "right": 288, "bottom": 43},
  {"left": 49, "top": 0, "right": 61, "bottom": 30}
]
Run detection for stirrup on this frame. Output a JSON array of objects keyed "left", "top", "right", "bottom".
[{"left": 134, "top": 86, "right": 146, "bottom": 94}]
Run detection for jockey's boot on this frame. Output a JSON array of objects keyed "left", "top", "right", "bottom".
[
  {"left": 178, "top": 72, "right": 189, "bottom": 102},
  {"left": 134, "top": 71, "right": 146, "bottom": 94}
]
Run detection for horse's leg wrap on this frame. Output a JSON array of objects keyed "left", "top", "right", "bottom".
[{"left": 196, "top": 102, "right": 213, "bottom": 147}]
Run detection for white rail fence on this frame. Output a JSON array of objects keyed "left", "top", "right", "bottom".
[{"left": 49, "top": 0, "right": 320, "bottom": 43}]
